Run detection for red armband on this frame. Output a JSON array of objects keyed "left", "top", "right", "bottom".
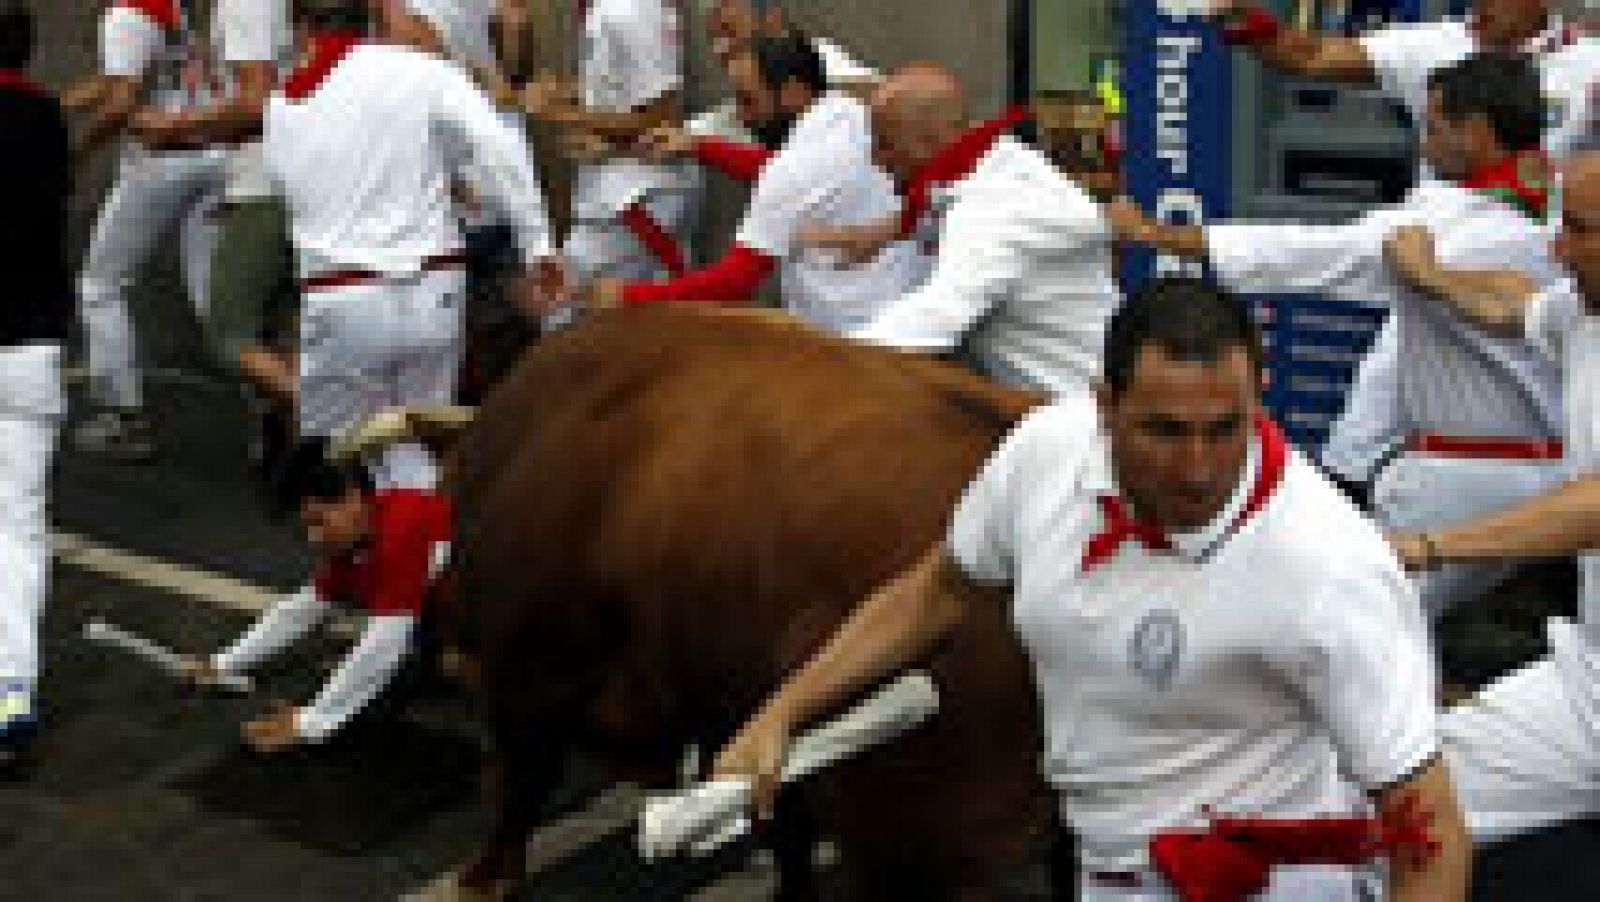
[
  {"left": 690, "top": 137, "right": 774, "bottom": 183},
  {"left": 1221, "top": 6, "right": 1283, "bottom": 48},
  {"left": 621, "top": 244, "right": 777, "bottom": 305}
]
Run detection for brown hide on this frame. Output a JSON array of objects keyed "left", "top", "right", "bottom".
[{"left": 456, "top": 307, "right": 1054, "bottom": 892}]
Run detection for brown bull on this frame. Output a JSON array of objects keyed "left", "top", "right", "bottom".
[{"left": 438, "top": 307, "right": 1055, "bottom": 899}]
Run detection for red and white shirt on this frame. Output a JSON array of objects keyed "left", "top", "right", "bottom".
[
  {"left": 213, "top": 490, "right": 454, "bottom": 741},
  {"left": 947, "top": 394, "right": 1438, "bottom": 871}
]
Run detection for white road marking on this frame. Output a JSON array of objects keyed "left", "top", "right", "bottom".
[{"left": 53, "top": 531, "right": 280, "bottom": 614}]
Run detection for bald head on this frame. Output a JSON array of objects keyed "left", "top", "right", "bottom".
[
  {"left": 869, "top": 63, "right": 969, "bottom": 180},
  {"left": 1557, "top": 152, "right": 1600, "bottom": 305}
]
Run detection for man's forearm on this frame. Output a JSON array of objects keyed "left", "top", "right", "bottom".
[
  {"left": 1393, "top": 263, "right": 1530, "bottom": 336},
  {"left": 1382, "top": 760, "right": 1471, "bottom": 902},
  {"left": 1221, "top": 6, "right": 1377, "bottom": 83},
  {"left": 550, "top": 93, "right": 679, "bottom": 140},
  {"left": 1431, "top": 476, "right": 1600, "bottom": 562},
  {"left": 1125, "top": 220, "right": 1208, "bottom": 260},
  {"left": 757, "top": 548, "right": 978, "bottom": 733}
]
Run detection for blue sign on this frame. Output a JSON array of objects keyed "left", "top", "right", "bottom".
[{"left": 1122, "top": 0, "right": 1233, "bottom": 287}]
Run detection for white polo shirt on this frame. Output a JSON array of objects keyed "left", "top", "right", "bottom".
[
  {"left": 852, "top": 136, "right": 1123, "bottom": 395},
  {"left": 214, "top": 0, "right": 294, "bottom": 201},
  {"left": 734, "top": 92, "right": 927, "bottom": 333},
  {"left": 1362, "top": 16, "right": 1599, "bottom": 164},
  {"left": 573, "top": 0, "right": 685, "bottom": 221},
  {"left": 1527, "top": 278, "right": 1600, "bottom": 635},
  {"left": 947, "top": 395, "right": 1439, "bottom": 871},
  {"left": 263, "top": 43, "right": 554, "bottom": 278}
]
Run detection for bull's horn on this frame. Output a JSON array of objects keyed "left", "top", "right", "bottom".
[{"left": 333, "top": 405, "right": 477, "bottom": 463}]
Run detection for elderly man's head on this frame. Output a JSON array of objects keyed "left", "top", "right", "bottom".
[
  {"left": 868, "top": 63, "right": 967, "bottom": 181},
  {"left": 1556, "top": 153, "right": 1600, "bottom": 306}
]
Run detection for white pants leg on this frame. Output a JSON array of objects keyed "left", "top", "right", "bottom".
[
  {"left": 1372, "top": 453, "right": 1569, "bottom": 619},
  {"left": 77, "top": 151, "right": 225, "bottom": 410},
  {"left": 0, "top": 343, "right": 64, "bottom": 688},
  {"left": 1321, "top": 319, "right": 1402, "bottom": 483},
  {"left": 1443, "top": 618, "right": 1600, "bottom": 845},
  {"left": 179, "top": 189, "right": 222, "bottom": 324},
  {"left": 298, "top": 268, "right": 465, "bottom": 490},
  {"left": 1078, "top": 865, "right": 1367, "bottom": 900}
]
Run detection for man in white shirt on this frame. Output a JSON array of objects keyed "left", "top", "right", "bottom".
[
  {"left": 1109, "top": 52, "right": 1568, "bottom": 618},
  {"left": 1210, "top": 0, "right": 1599, "bottom": 497},
  {"left": 262, "top": 0, "right": 562, "bottom": 491},
  {"left": 129, "top": 0, "right": 299, "bottom": 408},
  {"left": 521, "top": 0, "right": 693, "bottom": 284},
  {"left": 578, "top": 33, "right": 923, "bottom": 334},
  {"left": 1381, "top": 151, "right": 1600, "bottom": 847},
  {"left": 66, "top": 0, "right": 229, "bottom": 461},
  {"left": 711, "top": 277, "right": 1469, "bottom": 900},
  {"left": 848, "top": 64, "right": 1123, "bottom": 396}
]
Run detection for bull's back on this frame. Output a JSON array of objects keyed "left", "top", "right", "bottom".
[{"left": 461, "top": 309, "right": 1054, "bottom": 886}]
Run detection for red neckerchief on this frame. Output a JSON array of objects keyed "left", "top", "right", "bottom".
[
  {"left": 281, "top": 31, "right": 364, "bottom": 101},
  {"left": 1081, "top": 415, "right": 1289, "bottom": 573},
  {"left": 113, "top": 0, "right": 181, "bottom": 31},
  {"left": 0, "top": 68, "right": 43, "bottom": 96},
  {"left": 898, "top": 105, "right": 1032, "bottom": 237},
  {"left": 1462, "top": 149, "right": 1553, "bottom": 221},
  {"left": 1470, "top": 13, "right": 1582, "bottom": 55}
]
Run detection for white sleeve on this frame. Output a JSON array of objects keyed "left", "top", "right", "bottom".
[
  {"left": 1270, "top": 566, "right": 1440, "bottom": 790},
  {"left": 1206, "top": 213, "right": 1409, "bottom": 307},
  {"left": 219, "top": 0, "right": 285, "bottom": 63},
  {"left": 945, "top": 406, "right": 1079, "bottom": 586},
  {"left": 1358, "top": 21, "right": 1439, "bottom": 117},
  {"left": 102, "top": 7, "right": 165, "bottom": 79},
  {"left": 430, "top": 58, "right": 555, "bottom": 264},
  {"left": 212, "top": 585, "right": 331, "bottom": 676},
  {"left": 852, "top": 194, "right": 1061, "bottom": 351},
  {"left": 610, "top": 0, "right": 681, "bottom": 108},
  {"left": 296, "top": 614, "right": 417, "bottom": 742},
  {"left": 734, "top": 143, "right": 854, "bottom": 260},
  {"left": 1525, "top": 278, "right": 1586, "bottom": 363}
]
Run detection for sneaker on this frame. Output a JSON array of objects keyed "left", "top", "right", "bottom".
[{"left": 72, "top": 409, "right": 158, "bottom": 463}]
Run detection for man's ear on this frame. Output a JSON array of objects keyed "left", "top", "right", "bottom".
[{"left": 777, "top": 79, "right": 811, "bottom": 113}]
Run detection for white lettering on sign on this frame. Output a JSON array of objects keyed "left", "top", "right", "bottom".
[
  {"left": 1154, "top": 189, "right": 1207, "bottom": 277},
  {"left": 1155, "top": 33, "right": 1200, "bottom": 178}
]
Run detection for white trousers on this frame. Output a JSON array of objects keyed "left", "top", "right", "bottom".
[
  {"left": 563, "top": 182, "right": 699, "bottom": 283},
  {"left": 0, "top": 343, "right": 63, "bottom": 685},
  {"left": 1079, "top": 864, "right": 1370, "bottom": 900},
  {"left": 78, "top": 150, "right": 226, "bottom": 410},
  {"left": 1372, "top": 452, "right": 1569, "bottom": 619},
  {"left": 298, "top": 268, "right": 465, "bottom": 490},
  {"left": 1443, "top": 617, "right": 1600, "bottom": 845},
  {"left": 1321, "top": 319, "right": 1402, "bottom": 484}
]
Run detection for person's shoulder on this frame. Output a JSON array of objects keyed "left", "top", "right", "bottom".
[
  {"left": 1256, "top": 455, "right": 1406, "bottom": 588},
  {"left": 373, "top": 489, "right": 454, "bottom": 538},
  {"left": 998, "top": 391, "right": 1103, "bottom": 459}
]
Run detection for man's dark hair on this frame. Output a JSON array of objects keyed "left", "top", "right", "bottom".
[
  {"left": 751, "top": 29, "right": 826, "bottom": 95},
  {"left": 1103, "top": 277, "right": 1264, "bottom": 397},
  {"left": 1428, "top": 51, "right": 1547, "bottom": 152},
  {"left": 274, "top": 437, "right": 374, "bottom": 510},
  {"left": 292, "top": 0, "right": 370, "bottom": 31},
  {"left": 0, "top": 1, "right": 35, "bottom": 70}
]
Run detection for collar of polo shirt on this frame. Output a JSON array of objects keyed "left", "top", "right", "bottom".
[{"left": 1081, "top": 422, "right": 1263, "bottom": 565}]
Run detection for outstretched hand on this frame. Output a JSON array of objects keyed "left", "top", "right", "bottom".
[{"left": 709, "top": 708, "right": 795, "bottom": 823}]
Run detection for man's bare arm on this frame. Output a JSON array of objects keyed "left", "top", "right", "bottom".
[
  {"left": 492, "top": 0, "right": 533, "bottom": 82},
  {"left": 710, "top": 546, "right": 1001, "bottom": 816},
  {"left": 1385, "top": 225, "right": 1537, "bottom": 336},
  {"left": 1392, "top": 475, "right": 1600, "bottom": 570},
  {"left": 1105, "top": 197, "right": 1209, "bottom": 259},
  {"left": 1212, "top": 1, "right": 1378, "bottom": 84},
  {"left": 60, "top": 75, "right": 110, "bottom": 113},
  {"left": 132, "top": 60, "right": 275, "bottom": 150},
  {"left": 526, "top": 81, "right": 681, "bottom": 140},
  {"left": 74, "top": 75, "right": 142, "bottom": 159},
  {"left": 1378, "top": 758, "right": 1472, "bottom": 902}
]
